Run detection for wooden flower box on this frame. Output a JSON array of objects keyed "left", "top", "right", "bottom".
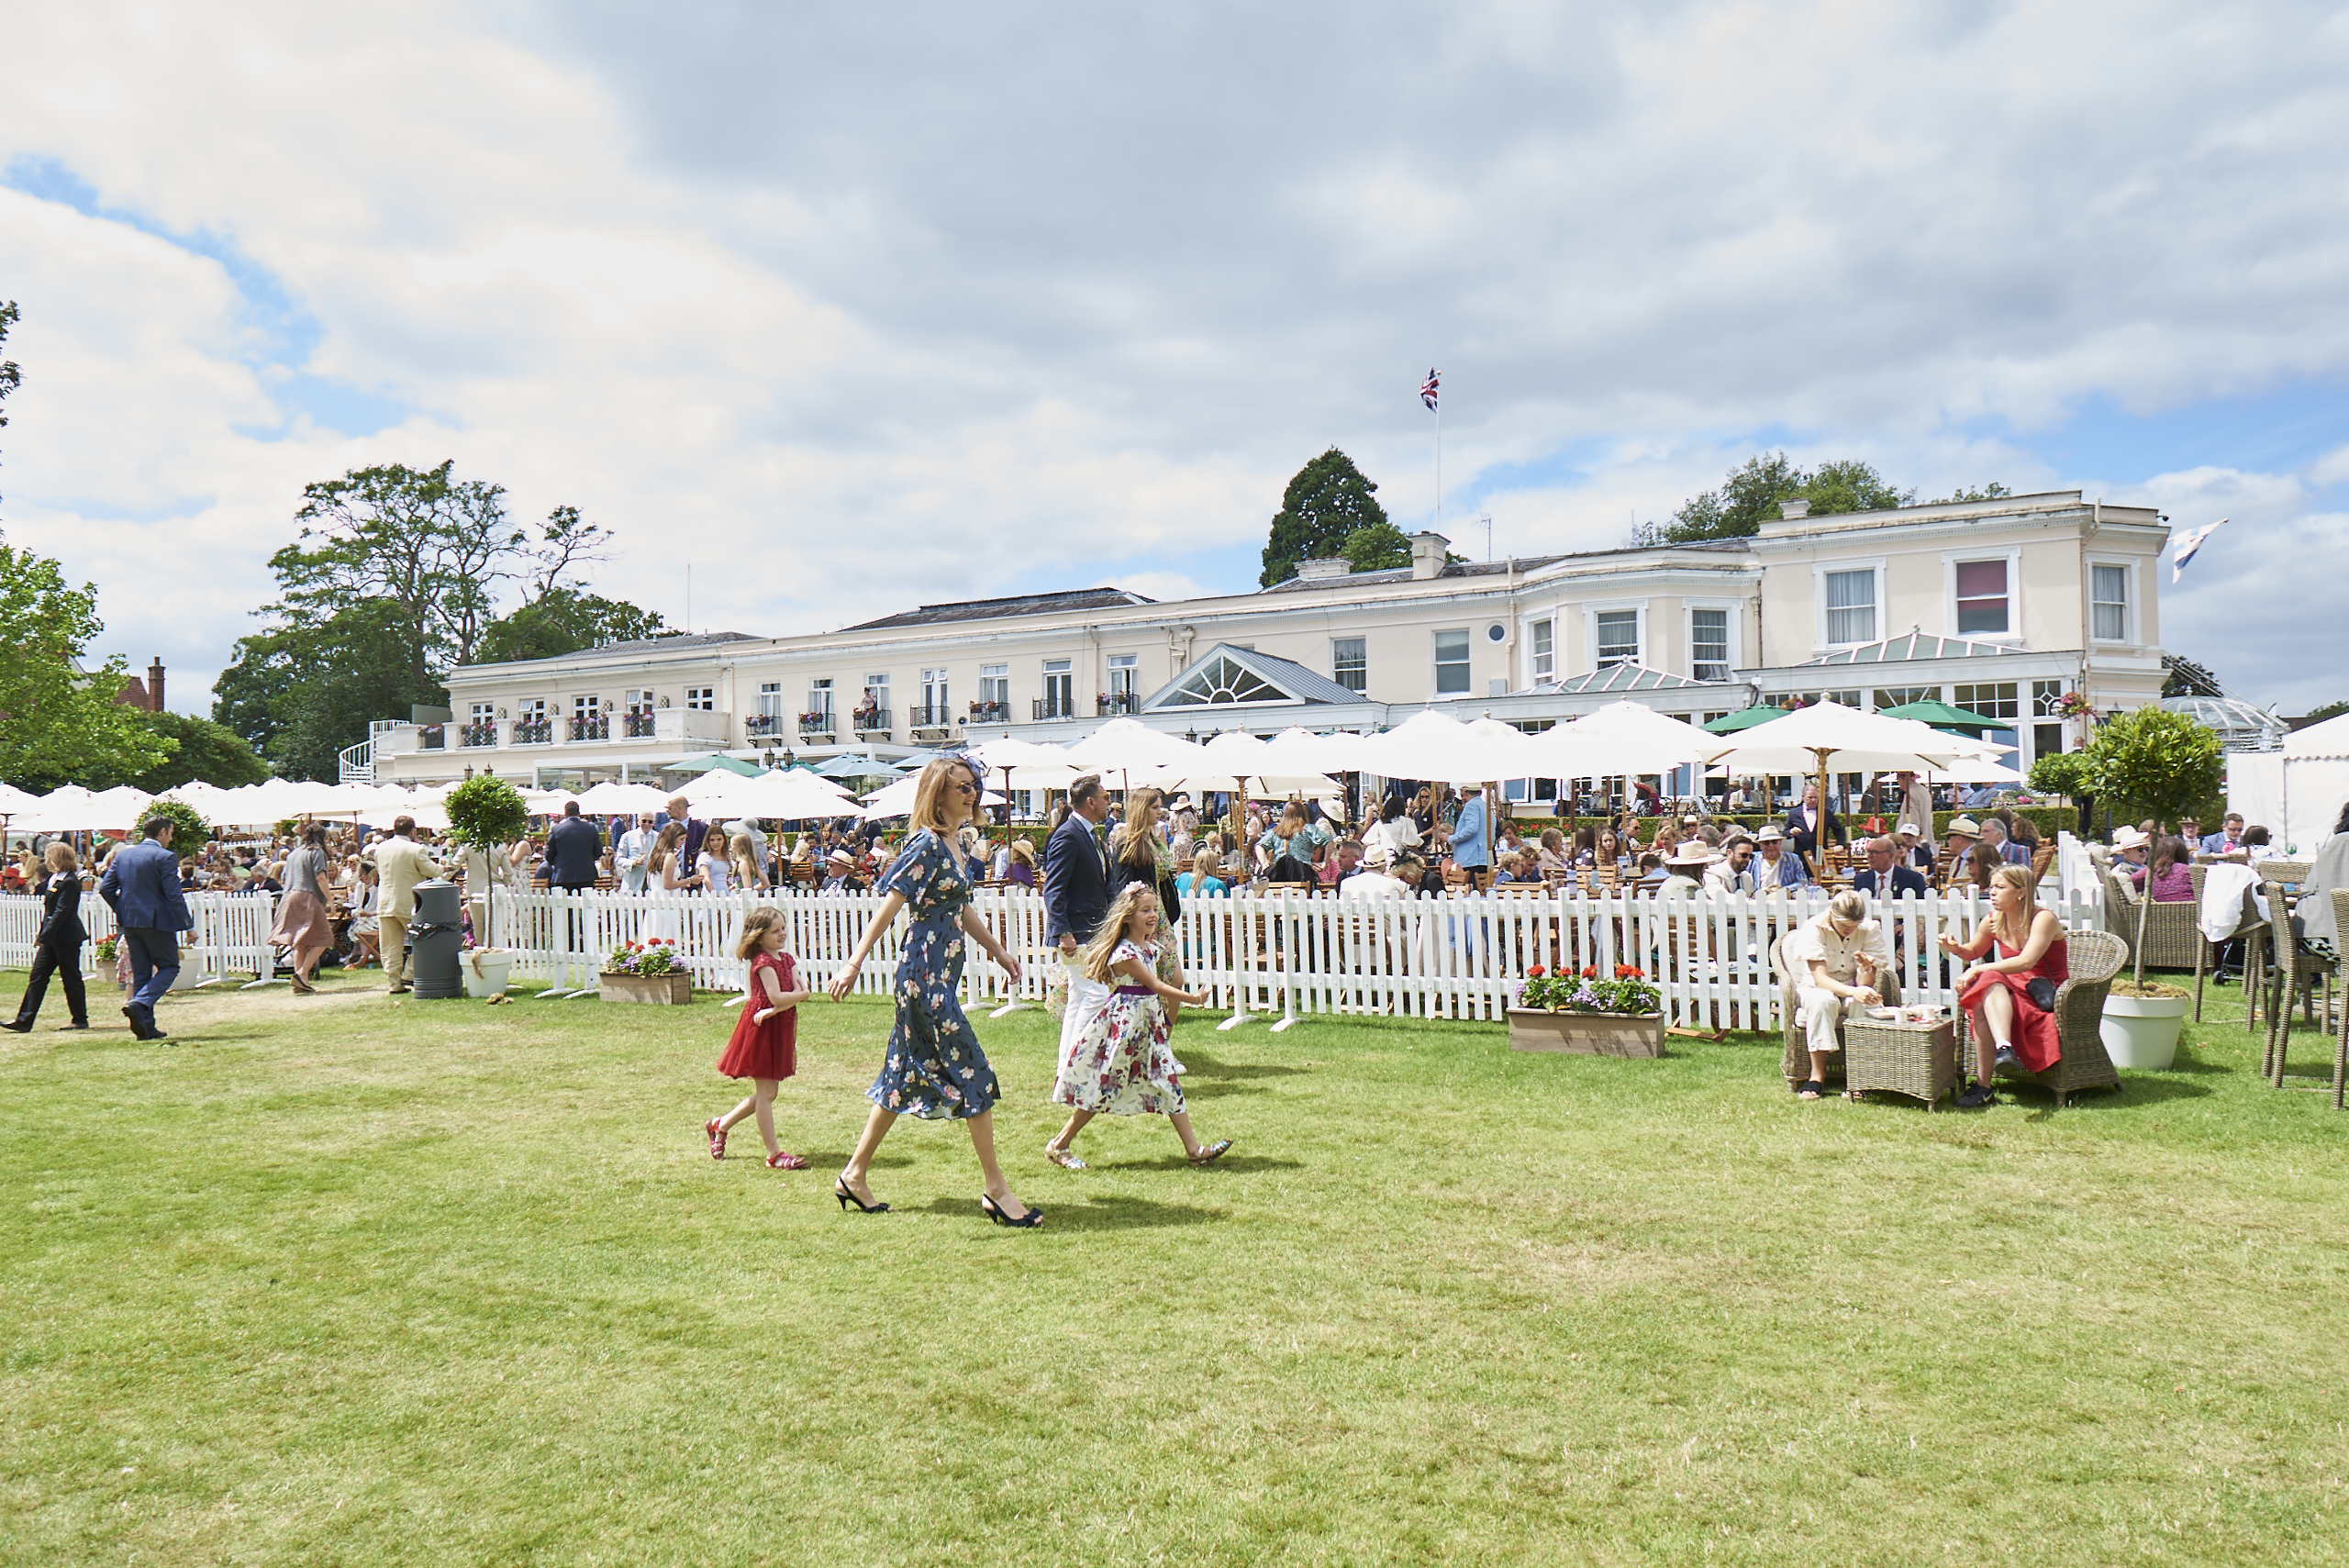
[
  {"left": 1506, "top": 1008, "right": 1665, "bottom": 1057},
  {"left": 599, "top": 971, "right": 692, "bottom": 1006}
]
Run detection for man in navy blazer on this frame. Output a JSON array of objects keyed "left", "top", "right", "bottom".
[
  {"left": 542, "top": 801, "right": 605, "bottom": 891},
  {"left": 1044, "top": 774, "right": 1112, "bottom": 953},
  {"left": 99, "top": 814, "right": 195, "bottom": 1041},
  {"left": 1851, "top": 836, "right": 1929, "bottom": 900}
]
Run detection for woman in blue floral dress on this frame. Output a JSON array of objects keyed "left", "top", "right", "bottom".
[{"left": 829, "top": 757, "right": 1039, "bottom": 1227}]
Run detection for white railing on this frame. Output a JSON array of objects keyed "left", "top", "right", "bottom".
[
  {"left": 0, "top": 892, "right": 282, "bottom": 988},
  {"left": 475, "top": 884, "right": 2104, "bottom": 1031}
]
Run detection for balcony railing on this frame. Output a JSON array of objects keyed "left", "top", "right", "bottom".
[
  {"left": 907, "top": 705, "right": 953, "bottom": 730},
  {"left": 513, "top": 720, "right": 553, "bottom": 746},
  {"left": 1098, "top": 691, "right": 1140, "bottom": 717},
  {"left": 967, "top": 700, "right": 1008, "bottom": 725},
  {"left": 417, "top": 725, "right": 446, "bottom": 751},
  {"left": 461, "top": 722, "right": 499, "bottom": 749},
  {"left": 851, "top": 707, "right": 891, "bottom": 737},
  {"left": 744, "top": 713, "right": 781, "bottom": 737},
  {"left": 623, "top": 711, "right": 657, "bottom": 739},
  {"left": 798, "top": 713, "right": 835, "bottom": 737},
  {"left": 569, "top": 714, "right": 609, "bottom": 742},
  {"left": 1033, "top": 695, "right": 1076, "bottom": 721}
]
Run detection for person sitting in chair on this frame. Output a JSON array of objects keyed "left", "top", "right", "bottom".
[
  {"left": 1852, "top": 835, "right": 1928, "bottom": 900},
  {"left": 1786, "top": 889, "right": 1893, "bottom": 1101},
  {"left": 1753, "top": 825, "right": 1809, "bottom": 889}
]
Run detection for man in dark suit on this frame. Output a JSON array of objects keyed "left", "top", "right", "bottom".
[
  {"left": 663, "top": 794, "right": 709, "bottom": 869},
  {"left": 1044, "top": 773, "right": 1112, "bottom": 956},
  {"left": 1850, "top": 835, "right": 1928, "bottom": 900},
  {"left": 1784, "top": 781, "right": 1846, "bottom": 872},
  {"left": 98, "top": 814, "right": 195, "bottom": 1041},
  {"left": 543, "top": 800, "right": 605, "bottom": 892}
]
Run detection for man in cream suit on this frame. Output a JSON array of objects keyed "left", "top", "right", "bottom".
[
  {"left": 367, "top": 816, "right": 443, "bottom": 994},
  {"left": 615, "top": 813, "right": 658, "bottom": 893}
]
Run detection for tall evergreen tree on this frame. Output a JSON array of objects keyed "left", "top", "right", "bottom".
[{"left": 1260, "top": 449, "right": 1390, "bottom": 586}]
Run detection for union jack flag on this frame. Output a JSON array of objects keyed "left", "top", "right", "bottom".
[{"left": 1420, "top": 368, "right": 1440, "bottom": 410}]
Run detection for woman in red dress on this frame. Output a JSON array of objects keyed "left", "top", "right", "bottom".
[
  {"left": 707, "top": 908, "right": 811, "bottom": 1169},
  {"left": 1940, "top": 862, "right": 2069, "bottom": 1109}
]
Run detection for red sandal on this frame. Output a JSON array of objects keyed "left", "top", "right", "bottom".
[
  {"left": 765, "top": 1150, "right": 807, "bottom": 1171},
  {"left": 705, "top": 1118, "right": 728, "bottom": 1160}
]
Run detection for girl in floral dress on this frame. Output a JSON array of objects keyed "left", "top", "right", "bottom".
[
  {"left": 706, "top": 907, "right": 811, "bottom": 1170},
  {"left": 1043, "top": 883, "right": 1232, "bottom": 1171},
  {"left": 829, "top": 757, "right": 1039, "bottom": 1227}
]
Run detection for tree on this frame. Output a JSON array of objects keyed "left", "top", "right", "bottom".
[
  {"left": 0, "top": 539, "right": 176, "bottom": 790},
  {"left": 1338, "top": 521, "right": 1413, "bottom": 573},
  {"left": 139, "top": 795, "right": 213, "bottom": 857},
  {"left": 1260, "top": 449, "right": 1389, "bottom": 586},
  {"left": 0, "top": 299, "right": 18, "bottom": 506},
  {"left": 2161, "top": 654, "right": 2224, "bottom": 699},
  {"left": 2083, "top": 706, "right": 2225, "bottom": 988},
  {"left": 476, "top": 587, "right": 671, "bottom": 665},
  {"left": 1930, "top": 482, "right": 2012, "bottom": 504},
  {"left": 2026, "top": 749, "right": 2091, "bottom": 800},
  {"left": 87, "top": 711, "right": 271, "bottom": 792},
  {"left": 215, "top": 598, "right": 447, "bottom": 782},
  {"left": 443, "top": 774, "right": 529, "bottom": 949},
  {"left": 2305, "top": 699, "right": 2349, "bottom": 724},
  {"left": 1645, "top": 452, "right": 1916, "bottom": 544}
]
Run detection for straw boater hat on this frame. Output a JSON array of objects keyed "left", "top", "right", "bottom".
[
  {"left": 1668, "top": 843, "right": 1717, "bottom": 869},
  {"left": 1755, "top": 824, "right": 1786, "bottom": 843},
  {"left": 2110, "top": 826, "right": 2150, "bottom": 851},
  {"left": 827, "top": 848, "right": 855, "bottom": 868},
  {"left": 1947, "top": 817, "right": 1982, "bottom": 838}
]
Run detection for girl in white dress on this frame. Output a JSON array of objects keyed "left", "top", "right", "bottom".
[{"left": 1042, "top": 884, "right": 1231, "bottom": 1171}]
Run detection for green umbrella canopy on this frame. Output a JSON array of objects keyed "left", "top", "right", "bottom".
[
  {"left": 668, "top": 753, "right": 763, "bottom": 777},
  {"left": 1701, "top": 705, "right": 1791, "bottom": 734},
  {"left": 1876, "top": 699, "right": 2008, "bottom": 737}
]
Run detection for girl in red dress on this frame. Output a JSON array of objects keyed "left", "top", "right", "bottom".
[
  {"left": 1939, "top": 862, "right": 2070, "bottom": 1109},
  {"left": 706, "top": 908, "right": 811, "bottom": 1169}
]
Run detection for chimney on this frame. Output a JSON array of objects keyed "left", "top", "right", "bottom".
[
  {"left": 1295, "top": 557, "right": 1352, "bottom": 583},
  {"left": 1409, "top": 530, "right": 1449, "bottom": 581},
  {"left": 1778, "top": 499, "right": 1810, "bottom": 520},
  {"left": 147, "top": 658, "right": 166, "bottom": 714}
]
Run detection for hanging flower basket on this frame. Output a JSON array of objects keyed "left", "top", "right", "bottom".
[{"left": 1505, "top": 964, "right": 1665, "bottom": 1056}]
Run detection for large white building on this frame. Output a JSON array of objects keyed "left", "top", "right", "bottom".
[{"left": 353, "top": 490, "right": 2171, "bottom": 796}]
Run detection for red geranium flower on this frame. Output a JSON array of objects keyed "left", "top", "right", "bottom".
[
  {"left": 1616, "top": 964, "right": 1644, "bottom": 979},
  {"left": 1582, "top": 966, "right": 1598, "bottom": 980},
  {"left": 1526, "top": 964, "right": 1545, "bottom": 979}
]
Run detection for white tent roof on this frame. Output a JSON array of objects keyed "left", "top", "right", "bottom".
[
  {"left": 689, "top": 768, "right": 862, "bottom": 819},
  {"left": 2284, "top": 712, "right": 2349, "bottom": 760},
  {"left": 1531, "top": 700, "right": 1718, "bottom": 778},
  {"left": 1353, "top": 710, "right": 1547, "bottom": 784}
]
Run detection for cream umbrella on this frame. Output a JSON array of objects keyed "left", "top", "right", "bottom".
[
  {"left": 1703, "top": 701, "right": 1976, "bottom": 840},
  {"left": 690, "top": 767, "right": 863, "bottom": 820}
]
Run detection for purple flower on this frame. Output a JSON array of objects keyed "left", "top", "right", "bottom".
[{"left": 1569, "top": 987, "right": 1602, "bottom": 1010}]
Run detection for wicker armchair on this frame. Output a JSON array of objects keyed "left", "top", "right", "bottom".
[
  {"left": 2102, "top": 868, "right": 2202, "bottom": 971},
  {"left": 2266, "top": 890, "right": 2339, "bottom": 1089},
  {"left": 1957, "top": 928, "right": 2125, "bottom": 1106},
  {"left": 1772, "top": 930, "right": 1901, "bottom": 1087}
]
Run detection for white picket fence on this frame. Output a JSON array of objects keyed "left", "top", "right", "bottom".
[{"left": 0, "top": 892, "right": 282, "bottom": 990}]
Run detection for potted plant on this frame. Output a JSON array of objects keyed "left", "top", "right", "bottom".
[
  {"left": 2101, "top": 977, "right": 2191, "bottom": 1070},
  {"left": 443, "top": 773, "right": 529, "bottom": 997},
  {"left": 93, "top": 934, "right": 121, "bottom": 991},
  {"left": 1506, "top": 963, "right": 1665, "bottom": 1056},
  {"left": 601, "top": 937, "right": 692, "bottom": 1005}
]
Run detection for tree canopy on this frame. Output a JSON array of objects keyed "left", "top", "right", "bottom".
[
  {"left": 90, "top": 711, "right": 271, "bottom": 794},
  {"left": 1261, "top": 449, "right": 1390, "bottom": 585},
  {"left": 476, "top": 587, "right": 670, "bottom": 665},
  {"left": 0, "top": 538, "right": 176, "bottom": 791},
  {"left": 1644, "top": 453, "right": 1916, "bottom": 544}
]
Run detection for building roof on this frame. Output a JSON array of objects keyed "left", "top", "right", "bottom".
[
  {"left": 1145, "top": 642, "right": 1364, "bottom": 709},
  {"left": 1259, "top": 555, "right": 1569, "bottom": 593},
  {"left": 1798, "top": 629, "right": 2014, "bottom": 666},
  {"left": 842, "top": 586, "right": 1154, "bottom": 631},
  {"left": 2161, "top": 695, "right": 2286, "bottom": 752},
  {"left": 1540, "top": 662, "right": 1723, "bottom": 695},
  {"left": 472, "top": 630, "right": 760, "bottom": 669}
]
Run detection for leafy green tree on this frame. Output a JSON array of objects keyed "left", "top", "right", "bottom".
[
  {"left": 1261, "top": 449, "right": 1389, "bottom": 586},
  {"left": 138, "top": 795, "right": 213, "bottom": 857},
  {"left": 2083, "top": 706, "right": 2225, "bottom": 987},
  {"left": 91, "top": 711, "right": 271, "bottom": 792},
  {"left": 444, "top": 774, "right": 529, "bottom": 946},
  {"left": 1338, "top": 521, "right": 1413, "bottom": 573},
  {"left": 2305, "top": 699, "right": 2349, "bottom": 723},
  {"left": 0, "top": 539, "right": 175, "bottom": 790},
  {"left": 1648, "top": 452, "right": 1916, "bottom": 544},
  {"left": 2026, "top": 749, "right": 2091, "bottom": 800},
  {"left": 1930, "top": 482, "right": 2012, "bottom": 504},
  {"left": 215, "top": 598, "right": 447, "bottom": 782},
  {"left": 476, "top": 587, "right": 671, "bottom": 664}
]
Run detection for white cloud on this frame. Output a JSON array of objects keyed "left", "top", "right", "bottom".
[{"left": 2, "top": 1, "right": 2347, "bottom": 723}]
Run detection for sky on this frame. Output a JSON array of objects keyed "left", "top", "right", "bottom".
[{"left": 2, "top": 1, "right": 2346, "bottom": 717}]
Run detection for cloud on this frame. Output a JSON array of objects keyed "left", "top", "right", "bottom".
[{"left": 2, "top": 1, "right": 2346, "bottom": 719}]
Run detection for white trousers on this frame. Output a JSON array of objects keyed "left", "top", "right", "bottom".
[{"left": 1797, "top": 986, "right": 1848, "bottom": 1058}]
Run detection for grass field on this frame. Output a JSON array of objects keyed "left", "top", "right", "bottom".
[{"left": 4, "top": 966, "right": 2347, "bottom": 1565}]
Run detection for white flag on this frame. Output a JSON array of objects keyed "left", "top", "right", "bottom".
[{"left": 2170, "top": 517, "right": 2226, "bottom": 584}]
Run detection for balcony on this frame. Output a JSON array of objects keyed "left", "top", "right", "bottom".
[
  {"left": 460, "top": 722, "right": 499, "bottom": 749},
  {"left": 622, "top": 711, "right": 657, "bottom": 739},
  {"left": 907, "top": 705, "right": 954, "bottom": 740},
  {"left": 798, "top": 712, "right": 836, "bottom": 743},
  {"left": 967, "top": 700, "right": 1008, "bottom": 726},
  {"left": 416, "top": 724, "right": 446, "bottom": 751},
  {"left": 513, "top": 720, "right": 553, "bottom": 746},
  {"left": 744, "top": 713, "right": 782, "bottom": 738},
  {"left": 569, "top": 713, "right": 610, "bottom": 742},
  {"left": 851, "top": 706, "right": 891, "bottom": 741},
  {"left": 1033, "top": 695, "right": 1077, "bottom": 721},
  {"left": 1097, "top": 691, "right": 1140, "bottom": 717}
]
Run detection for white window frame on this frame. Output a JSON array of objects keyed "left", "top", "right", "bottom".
[
  {"left": 572, "top": 694, "right": 599, "bottom": 717},
  {"left": 685, "top": 686, "right": 716, "bottom": 713},
  {"left": 1529, "top": 618, "right": 1553, "bottom": 682},
  {"left": 1683, "top": 598, "right": 1741, "bottom": 683},
  {"left": 2087, "top": 557, "right": 2136, "bottom": 646},
  {"left": 1330, "top": 637, "right": 1367, "bottom": 694},
  {"left": 1431, "top": 628, "right": 1472, "bottom": 695},
  {"left": 1580, "top": 598, "right": 1648, "bottom": 673},
  {"left": 758, "top": 681, "right": 783, "bottom": 717},
  {"left": 1812, "top": 560, "right": 1886, "bottom": 651},
  {"left": 1943, "top": 549, "right": 2023, "bottom": 644}
]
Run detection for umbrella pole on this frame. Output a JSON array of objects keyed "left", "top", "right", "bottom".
[{"left": 1814, "top": 749, "right": 1832, "bottom": 872}]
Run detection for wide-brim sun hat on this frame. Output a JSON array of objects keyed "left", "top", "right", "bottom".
[
  {"left": 1756, "top": 825, "right": 1785, "bottom": 842},
  {"left": 2110, "top": 826, "right": 2150, "bottom": 851},
  {"left": 1948, "top": 817, "right": 1982, "bottom": 836}
]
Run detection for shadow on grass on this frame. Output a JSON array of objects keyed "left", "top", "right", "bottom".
[
  {"left": 904, "top": 1194, "right": 1226, "bottom": 1230},
  {"left": 1085, "top": 1152, "right": 1298, "bottom": 1174}
]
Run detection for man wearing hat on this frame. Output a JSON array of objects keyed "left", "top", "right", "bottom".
[
  {"left": 2110, "top": 825, "right": 2151, "bottom": 887},
  {"left": 1753, "top": 824, "right": 1809, "bottom": 889},
  {"left": 1944, "top": 817, "right": 1982, "bottom": 871},
  {"left": 1661, "top": 841, "right": 1714, "bottom": 894},
  {"left": 1894, "top": 820, "right": 1933, "bottom": 875},
  {"left": 818, "top": 848, "right": 863, "bottom": 894},
  {"left": 1705, "top": 835, "right": 1761, "bottom": 895},
  {"left": 1447, "top": 784, "right": 1493, "bottom": 891}
]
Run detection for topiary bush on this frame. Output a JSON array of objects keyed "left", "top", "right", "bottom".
[{"left": 139, "top": 795, "right": 212, "bottom": 856}]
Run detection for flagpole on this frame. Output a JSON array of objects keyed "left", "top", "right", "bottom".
[{"left": 1434, "top": 389, "right": 1442, "bottom": 536}]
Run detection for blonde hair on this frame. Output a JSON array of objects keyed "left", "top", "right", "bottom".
[
  {"left": 1082, "top": 884, "right": 1160, "bottom": 984},
  {"left": 1991, "top": 862, "right": 2037, "bottom": 903},
  {"left": 45, "top": 841, "right": 78, "bottom": 874},
  {"left": 734, "top": 906, "right": 786, "bottom": 961},
  {"left": 1192, "top": 849, "right": 1221, "bottom": 883},
  {"left": 1827, "top": 889, "right": 1868, "bottom": 924},
  {"left": 1114, "top": 787, "right": 1163, "bottom": 870},
  {"left": 910, "top": 757, "right": 983, "bottom": 836}
]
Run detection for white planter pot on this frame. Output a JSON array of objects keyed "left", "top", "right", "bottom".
[
  {"left": 2099, "top": 993, "right": 2189, "bottom": 1071},
  {"left": 462, "top": 949, "right": 516, "bottom": 998}
]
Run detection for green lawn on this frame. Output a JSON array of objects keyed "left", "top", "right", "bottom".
[{"left": 4, "top": 968, "right": 2346, "bottom": 1565}]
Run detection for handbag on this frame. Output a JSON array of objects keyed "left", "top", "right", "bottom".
[
  {"left": 2024, "top": 975, "right": 2059, "bottom": 1011},
  {"left": 1158, "top": 863, "right": 1182, "bottom": 925}
]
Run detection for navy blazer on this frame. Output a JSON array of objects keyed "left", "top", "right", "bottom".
[
  {"left": 98, "top": 839, "right": 195, "bottom": 932},
  {"left": 39, "top": 870, "right": 88, "bottom": 948},
  {"left": 1043, "top": 813, "right": 1110, "bottom": 945},
  {"left": 544, "top": 816, "right": 605, "bottom": 888},
  {"left": 1853, "top": 865, "right": 1929, "bottom": 900}
]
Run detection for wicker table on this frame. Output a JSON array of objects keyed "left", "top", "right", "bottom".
[{"left": 1842, "top": 1011, "right": 1958, "bottom": 1110}]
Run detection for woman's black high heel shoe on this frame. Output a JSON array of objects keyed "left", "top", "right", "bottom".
[
  {"left": 980, "top": 1195, "right": 1042, "bottom": 1229},
  {"left": 834, "top": 1177, "right": 889, "bottom": 1213}
]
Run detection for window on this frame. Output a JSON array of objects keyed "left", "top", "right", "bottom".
[
  {"left": 1331, "top": 637, "right": 1367, "bottom": 693},
  {"left": 1595, "top": 611, "right": 1638, "bottom": 669},
  {"left": 1163, "top": 654, "right": 1283, "bottom": 706},
  {"left": 2032, "top": 680, "right": 2065, "bottom": 765},
  {"left": 1873, "top": 685, "right": 1940, "bottom": 711},
  {"left": 1952, "top": 682, "right": 2018, "bottom": 722},
  {"left": 919, "top": 668, "right": 948, "bottom": 724},
  {"left": 1433, "top": 629, "right": 1471, "bottom": 695},
  {"left": 470, "top": 702, "right": 495, "bottom": 723},
  {"left": 1689, "top": 608, "right": 1729, "bottom": 681},
  {"left": 979, "top": 665, "right": 1008, "bottom": 706},
  {"left": 1954, "top": 559, "right": 2010, "bottom": 635},
  {"left": 758, "top": 682, "right": 783, "bottom": 717},
  {"left": 1530, "top": 620, "right": 1553, "bottom": 680},
  {"left": 519, "top": 698, "right": 547, "bottom": 721},
  {"left": 807, "top": 678, "right": 833, "bottom": 721},
  {"left": 624, "top": 689, "right": 653, "bottom": 715},
  {"left": 1825, "top": 569, "right": 1876, "bottom": 644},
  {"left": 1041, "top": 659, "right": 1074, "bottom": 718},
  {"left": 573, "top": 695, "right": 598, "bottom": 718},
  {"left": 1108, "top": 653, "right": 1138, "bottom": 704},
  {"left": 2092, "top": 563, "right": 2131, "bottom": 641},
  {"left": 685, "top": 686, "right": 715, "bottom": 712}
]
